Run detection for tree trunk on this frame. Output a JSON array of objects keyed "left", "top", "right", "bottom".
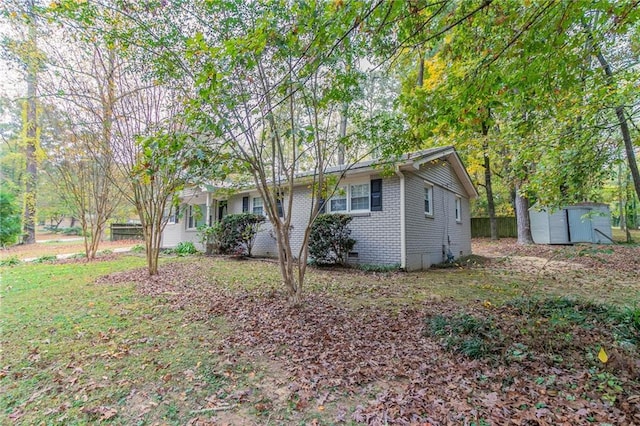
[
  {"left": 139, "top": 209, "right": 162, "bottom": 276},
  {"left": 337, "top": 103, "right": 347, "bottom": 165},
  {"left": 595, "top": 51, "right": 640, "bottom": 203},
  {"left": 481, "top": 121, "right": 497, "bottom": 240},
  {"left": 484, "top": 152, "right": 498, "bottom": 240},
  {"left": 273, "top": 220, "right": 302, "bottom": 305},
  {"left": 22, "top": 1, "right": 38, "bottom": 245},
  {"left": 515, "top": 183, "right": 533, "bottom": 245},
  {"left": 416, "top": 50, "right": 424, "bottom": 87}
]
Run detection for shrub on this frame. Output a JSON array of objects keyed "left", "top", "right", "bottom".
[
  {"left": 197, "top": 223, "right": 222, "bottom": 255},
  {"left": 309, "top": 214, "right": 355, "bottom": 265},
  {"left": 174, "top": 241, "right": 198, "bottom": 256},
  {"left": 130, "top": 244, "right": 145, "bottom": 254},
  {"left": 32, "top": 255, "right": 58, "bottom": 264},
  {"left": 61, "top": 226, "right": 83, "bottom": 236},
  {"left": 0, "top": 256, "right": 21, "bottom": 267},
  {"left": 357, "top": 263, "right": 401, "bottom": 272},
  {"left": 218, "top": 213, "right": 265, "bottom": 256},
  {"left": 42, "top": 225, "right": 60, "bottom": 233},
  {"left": 0, "top": 191, "right": 22, "bottom": 247}
]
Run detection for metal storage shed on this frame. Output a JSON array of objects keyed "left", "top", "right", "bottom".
[{"left": 529, "top": 203, "right": 613, "bottom": 245}]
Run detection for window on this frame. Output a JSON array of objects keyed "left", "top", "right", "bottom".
[
  {"left": 252, "top": 197, "right": 264, "bottom": 216},
  {"left": 424, "top": 185, "right": 433, "bottom": 216},
  {"left": 329, "top": 183, "right": 371, "bottom": 213},
  {"left": 167, "top": 206, "right": 179, "bottom": 225},
  {"left": 276, "top": 198, "right": 284, "bottom": 217},
  {"left": 186, "top": 204, "right": 206, "bottom": 229},
  {"left": 455, "top": 196, "right": 462, "bottom": 222},
  {"left": 329, "top": 186, "right": 347, "bottom": 212},
  {"left": 350, "top": 183, "right": 370, "bottom": 211}
]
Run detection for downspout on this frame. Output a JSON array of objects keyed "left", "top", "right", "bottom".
[
  {"left": 395, "top": 167, "right": 406, "bottom": 270},
  {"left": 206, "top": 192, "right": 212, "bottom": 226}
]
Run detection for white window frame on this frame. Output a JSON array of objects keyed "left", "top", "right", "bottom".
[
  {"left": 252, "top": 197, "right": 264, "bottom": 216},
  {"left": 328, "top": 182, "right": 371, "bottom": 213},
  {"left": 349, "top": 183, "right": 370, "bottom": 212},
  {"left": 329, "top": 186, "right": 347, "bottom": 213},
  {"left": 166, "top": 205, "right": 178, "bottom": 225},
  {"left": 186, "top": 205, "right": 200, "bottom": 230},
  {"left": 455, "top": 196, "right": 462, "bottom": 222},
  {"left": 424, "top": 184, "right": 434, "bottom": 216}
]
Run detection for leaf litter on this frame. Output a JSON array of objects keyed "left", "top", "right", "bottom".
[{"left": 96, "top": 251, "right": 640, "bottom": 425}]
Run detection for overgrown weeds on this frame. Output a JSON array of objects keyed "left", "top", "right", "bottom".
[
  {"left": 32, "top": 254, "right": 58, "bottom": 263},
  {"left": 425, "top": 312, "right": 503, "bottom": 360},
  {"left": 355, "top": 263, "right": 401, "bottom": 272},
  {"left": 0, "top": 255, "right": 20, "bottom": 266},
  {"left": 130, "top": 243, "right": 145, "bottom": 253},
  {"left": 424, "top": 296, "right": 639, "bottom": 374},
  {"left": 173, "top": 241, "right": 198, "bottom": 256}
]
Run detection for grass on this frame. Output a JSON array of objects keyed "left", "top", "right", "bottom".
[
  {"left": 1, "top": 255, "right": 234, "bottom": 425},
  {"left": 200, "top": 254, "right": 639, "bottom": 308},
  {"left": 612, "top": 227, "right": 640, "bottom": 243},
  {"left": 1, "top": 253, "right": 638, "bottom": 424}
]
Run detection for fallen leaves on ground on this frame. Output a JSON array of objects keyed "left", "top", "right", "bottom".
[
  {"left": 98, "top": 257, "right": 640, "bottom": 425},
  {"left": 473, "top": 238, "right": 640, "bottom": 274}
]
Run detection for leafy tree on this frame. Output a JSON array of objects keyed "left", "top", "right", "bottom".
[
  {"left": 0, "top": 97, "right": 24, "bottom": 196},
  {"left": 0, "top": 190, "right": 22, "bottom": 246},
  {"left": 127, "top": 129, "right": 203, "bottom": 275},
  {"left": 397, "top": 1, "right": 639, "bottom": 243},
  {"left": 35, "top": 2, "right": 209, "bottom": 272},
  {"left": 1, "top": 0, "right": 45, "bottom": 244},
  {"left": 41, "top": 33, "right": 125, "bottom": 259},
  {"left": 174, "top": 1, "right": 382, "bottom": 304}
]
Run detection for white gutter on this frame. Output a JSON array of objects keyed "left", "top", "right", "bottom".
[{"left": 395, "top": 167, "right": 406, "bottom": 270}]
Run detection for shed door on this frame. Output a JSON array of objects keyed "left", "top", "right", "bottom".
[{"left": 568, "top": 208, "right": 592, "bottom": 243}]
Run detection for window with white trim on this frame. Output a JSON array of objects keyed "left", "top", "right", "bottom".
[
  {"left": 350, "top": 183, "right": 370, "bottom": 212},
  {"left": 252, "top": 197, "right": 264, "bottom": 216},
  {"left": 424, "top": 185, "right": 433, "bottom": 216},
  {"left": 329, "top": 183, "right": 371, "bottom": 213},
  {"left": 186, "top": 204, "right": 205, "bottom": 229},
  {"left": 455, "top": 196, "right": 462, "bottom": 222},
  {"left": 167, "top": 205, "right": 179, "bottom": 224},
  {"left": 329, "top": 186, "right": 347, "bottom": 212}
]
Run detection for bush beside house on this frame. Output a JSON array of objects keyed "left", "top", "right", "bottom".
[
  {"left": 309, "top": 213, "right": 355, "bottom": 266},
  {"left": 213, "top": 213, "right": 265, "bottom": 256}
]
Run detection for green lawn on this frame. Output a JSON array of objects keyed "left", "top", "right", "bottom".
[
  {"left": 1, "top": 256, "right": 229, "bottom": 425},
  {"left": 1, "top": 253, "right": 638, "bottom": 425}
]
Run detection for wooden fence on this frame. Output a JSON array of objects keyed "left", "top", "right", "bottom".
[
  {"left": 471, "top": 217, "right": 517, "bottom": 238},
  {"left": 110, "top": 223, "right": 144, "bottom": 241}
]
